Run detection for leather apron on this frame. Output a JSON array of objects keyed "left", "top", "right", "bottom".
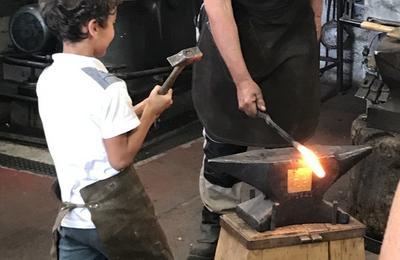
[
  {"left": 50, "top": 165, "right": 173, "bottom": 260},
  {"left": 192, "top": 0, "right": 320, "bottom": 147}
]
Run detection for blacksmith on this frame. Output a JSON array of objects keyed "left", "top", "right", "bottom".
[{"left": 189, "top": 0, "right": 323, "bottom": 259}]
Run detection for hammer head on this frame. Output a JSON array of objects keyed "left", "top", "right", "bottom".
[{"left": 167, "top": 46, "right": 203, "bottom": 67}]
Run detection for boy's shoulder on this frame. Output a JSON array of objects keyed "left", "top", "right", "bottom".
[{"left": 81, "top": 67, "right": 123, "bottom": 90}]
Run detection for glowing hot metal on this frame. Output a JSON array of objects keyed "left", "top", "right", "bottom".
[
  {"left": 257, "top": 111, "right": 326, "bottom": 178},
  {"left": 295, "top": 143, "right": 326, "bottom": 178}
]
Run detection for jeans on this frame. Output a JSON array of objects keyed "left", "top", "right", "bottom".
[{"left": 58, "top": 226, "right": 108, "bottom": 260}]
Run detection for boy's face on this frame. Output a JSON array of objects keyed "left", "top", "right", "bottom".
[{"left": 93, "top": 12, "right": 117, "bottom": 58}]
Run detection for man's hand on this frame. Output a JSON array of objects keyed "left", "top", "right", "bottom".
[{"left": 236, "top": 79, "right": 266, "bottom": 117}]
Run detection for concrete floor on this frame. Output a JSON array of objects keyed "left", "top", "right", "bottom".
[{"left": 0, "top": 87, "right": 379, "bottom": 260}]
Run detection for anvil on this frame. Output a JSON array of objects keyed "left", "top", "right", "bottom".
[{"left": 209, "top": 145, "right": 372, "bottom": 232}]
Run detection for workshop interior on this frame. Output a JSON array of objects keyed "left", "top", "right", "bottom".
[{"left": 0, "top": 0, "right": 400, "bottom": 259}]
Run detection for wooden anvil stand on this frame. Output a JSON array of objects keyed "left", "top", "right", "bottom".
[{"left": 215, "top": 213, "right": 366, "bottom": 260}]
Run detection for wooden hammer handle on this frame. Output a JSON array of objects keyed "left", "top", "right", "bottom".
[
  {"left": 158, "top": 65, "right": 185, "bottom": 95},
  {"left": 361, "top": 21, "right": 395, "bottom": 33}
]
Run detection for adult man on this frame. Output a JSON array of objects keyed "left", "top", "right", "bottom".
[{"left": 189, "top": 0, "right": 322, "bottom": 259}]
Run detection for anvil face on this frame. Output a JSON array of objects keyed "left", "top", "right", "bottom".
[{"left": 209, "top": 145, "right": 372, "bottom": 231}]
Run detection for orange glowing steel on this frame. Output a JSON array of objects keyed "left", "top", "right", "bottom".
[{"left": 297, "top": 144, "right": 326, "bottom": 178}]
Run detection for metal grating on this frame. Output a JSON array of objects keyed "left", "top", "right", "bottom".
[
  {"left": 0, "top": 153, "right": 56, "bottom": 176},
  {"left": 0, "top": 120, "right": 203, "bottom": 177}
]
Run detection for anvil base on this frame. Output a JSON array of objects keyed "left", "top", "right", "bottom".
[{"left": 237, "top": 195, "right": 350, "bottom": 232}]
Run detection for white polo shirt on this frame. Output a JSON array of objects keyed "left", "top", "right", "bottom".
[{"left": 37, "top": 53, "right": 140, "bottom": 229}]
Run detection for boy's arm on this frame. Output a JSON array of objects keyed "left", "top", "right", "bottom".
[
  {"left": 103, "top": 86, "right": 172, "bottom": 170},
  {"left": 103, "top": 106, "right": 157, "bottom": 170},
  {"left": 133, "top": 99, "right": 147, "bottom": 117}
]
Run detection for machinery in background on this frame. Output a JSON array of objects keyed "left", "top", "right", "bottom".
[
  {"left": 355, "top": 33, "right": 400, "bottom": 132},
  {"left": 0, "top": 0, "right": 202, "bottom": 149},
  {"left": 346, "top": 18, "right": 400, "bottom": 253}
]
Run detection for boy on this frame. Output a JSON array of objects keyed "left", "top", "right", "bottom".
[{"left": 37, "top": 0, "right": 173, "bottom": 259}]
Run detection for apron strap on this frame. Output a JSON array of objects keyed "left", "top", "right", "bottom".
[{"left": 50, "top": 201, "right": 91, "bottom": 260}]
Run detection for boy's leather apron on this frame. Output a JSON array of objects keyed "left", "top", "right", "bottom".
[{"left": 50, "top": 165, "right": 173, "bottom": 260}]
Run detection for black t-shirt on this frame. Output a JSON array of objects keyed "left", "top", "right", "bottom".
[
  {"left": 234, "top": 0, "right": 290, "bottom": 11},
  {"left": 233, "top": 0, "right": 304, "bottom": 24}
]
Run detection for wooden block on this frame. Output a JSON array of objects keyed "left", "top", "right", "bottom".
[
  {"left": 215, "top": 228, "right": 253, "bottom": 260},
  {"left": 215, "top": 228, "right": 330, "bottom": 260},
  {"left": 262, "top": 242, "right": 329, "bottom": 260},
  {"left": 216, "top": 213, "right": 366, "bottom": 260},
  {"left": 220, "top": 213, "right": 365, "bottom": 250},
  {"left": 329, "top": 238, "right": 365, "bottom": 260}
]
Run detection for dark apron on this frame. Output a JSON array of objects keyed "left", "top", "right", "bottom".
[
  {"left": 51, "top": 165, "right": 173, "bottom": 260},
  {"left": 192, "top": 0, "right": 320, "bottom": 147}
]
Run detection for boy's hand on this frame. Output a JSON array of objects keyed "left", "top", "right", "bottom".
[{"left": 146, "top": 85, "right": 173, "bottom": 118}]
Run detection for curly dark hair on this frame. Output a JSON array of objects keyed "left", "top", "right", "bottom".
[{"left": 39, "top": 0, "right": 122, "bottom": 42}]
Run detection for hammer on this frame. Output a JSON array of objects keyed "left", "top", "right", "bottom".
[{"left": 158, "top": 46, "right": 203, "bottom": 95}]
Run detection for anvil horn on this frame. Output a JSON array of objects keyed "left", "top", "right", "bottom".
[{"left": 334, "top": 145, "right": 373, "bottom": 176}]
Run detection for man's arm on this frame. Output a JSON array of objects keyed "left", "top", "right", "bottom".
[
  {"left": 204, "top": 0, "right": 265, "bottom": 117},
  {"left": 310, "top": 0, "right": 323, "bottom": 40},
  {"left": 380, "top": 182, "right": 400, "bottom": 260}
]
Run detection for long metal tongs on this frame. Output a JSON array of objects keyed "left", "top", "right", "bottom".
[{"left": 256, "top": 111, "right": 302, "bottom": 150}]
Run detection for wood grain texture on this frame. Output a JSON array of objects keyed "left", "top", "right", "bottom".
[
  {"left": 216, "top": 213, "right": 365, "bottom": 260},
  {"left": 220, "top": 213, "right": 365, "bottom": 250}
]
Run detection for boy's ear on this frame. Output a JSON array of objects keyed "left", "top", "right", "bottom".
[{"left": 87, "top": 19, "right": 99, "bottom": 38}]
